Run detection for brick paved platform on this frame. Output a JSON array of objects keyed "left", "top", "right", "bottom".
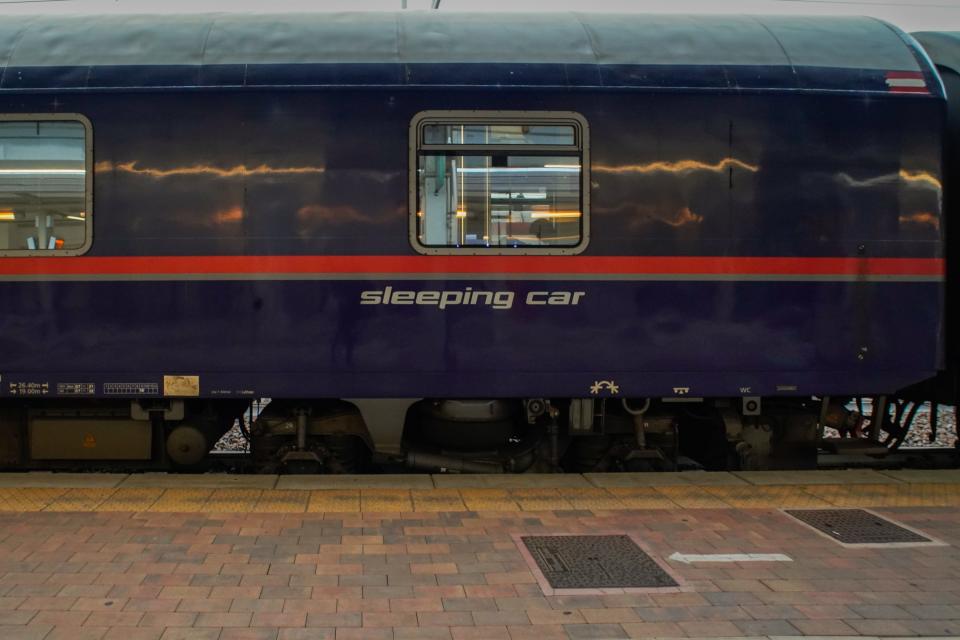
[{"left": 0, "top": 471, "right": 957, "bottom": 639}]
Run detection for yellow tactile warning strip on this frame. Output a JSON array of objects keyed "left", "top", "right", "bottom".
[
  {"left": 204, "top": 488, "right": 261, "bottom": 512},
  {"left": 606, "top": 486, "right": 677, "bottom": 509},
  {"left": 0, "top": 487, "right": 66, "bottom": 511},
  {"left": 361, "top": 488, "right": 414, "bottom": 512},
  {"left": 307, "top": 488, "right": 359, "bottom": 512},
  {"left": 257, "top": 489, "right": 310, "bottom": 512},
  {"left": 654, "top": 485, "right": 732, "bottom": 509},
  {"left": 411, "top": 488, "right": 467, "bottom": 512},
  {"left": 145, "top": 487, "right": 212, "bottom": 512},
  {"left": 460, "top": 488, "right": 520, "bottom": 511},
  {"left": 564, "top": 487, "right": 627, "bottom": 510},
  {"left": 0, "top": 480, "right": 959, "bottom": 512},
  {"left": 97, "top": 487, "right": 164, "bottom": 511},
  {"left": 43, "top": 487, "right": 116, "bottom": 511},
  {"left": 703, "top": 485, "right": 834, "bottom": 509}
]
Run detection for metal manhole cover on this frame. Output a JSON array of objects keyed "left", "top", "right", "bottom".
[
  {"left": 520, "top": 535, "right": 678, "bottom": 589},
  {"left": 785, "top": 509, "right": 930, "bottom": 545}
]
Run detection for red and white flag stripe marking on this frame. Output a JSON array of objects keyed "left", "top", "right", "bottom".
[{"left": 885, "top": 71, "right": 928, "bottom": 94}]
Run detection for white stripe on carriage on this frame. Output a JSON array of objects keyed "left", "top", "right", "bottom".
[{"left": 885, "top": 78, "right": 926, "bottom": 88}]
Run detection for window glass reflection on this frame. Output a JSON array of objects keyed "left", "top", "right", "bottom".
[
  {"left": 423, "top": 124, "right": 575, "bottom": 146},
  {"left": 418, "top": 154, "right": 581, "bottom": 248},
  {"left": 0, "top": 121, "right": 87, "bottom": 252}
]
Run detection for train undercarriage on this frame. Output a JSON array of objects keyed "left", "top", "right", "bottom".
[{"left": 2, "top": 394, "right": 951, "bottom": 473}]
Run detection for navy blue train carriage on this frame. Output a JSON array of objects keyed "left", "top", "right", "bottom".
[{"left": 0, "top": 12, "right": 952, "bottom": 472}]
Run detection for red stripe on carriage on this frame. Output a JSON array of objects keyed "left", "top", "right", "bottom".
[
  {"left": 885, "top": 71, "right": 925, "bottom": 80},
  {"left": 0, "top": 256, "right": 945, "bottom": 277}
]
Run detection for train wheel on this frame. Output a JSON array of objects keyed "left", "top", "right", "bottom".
[{"left": 165, "top": 424, "right": 208, "bottom": 468}]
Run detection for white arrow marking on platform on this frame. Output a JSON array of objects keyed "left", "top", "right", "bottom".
[{"left": 668, "top": 552, "right": 792, "bottom": 564}]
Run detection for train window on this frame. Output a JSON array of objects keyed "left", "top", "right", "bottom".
[
  {"left": 422, "top": 124, "right": 576, "bottom": 146},
  {"left": 0, "top": 115, "right": 92, "bottom": 256},
  {"left": 410, "top": 111, "right": 589, "bottom": 255}
]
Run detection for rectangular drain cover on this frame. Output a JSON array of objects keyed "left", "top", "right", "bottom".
[
  {"left": 785, "top": 509, "right": 931, "bottom": 545},
  {"left": 520, "top": 534, "right": 678, "bottom": 589}
]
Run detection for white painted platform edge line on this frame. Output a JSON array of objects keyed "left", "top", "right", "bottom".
[{"left": 668, "top": 552, "right": 793, "bottom": 564}]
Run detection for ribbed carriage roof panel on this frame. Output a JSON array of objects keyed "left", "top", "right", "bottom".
[{"left": 0, "top": 12, "right": 931, "bottom": 91}]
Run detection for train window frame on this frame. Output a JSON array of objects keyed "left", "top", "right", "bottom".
[
  {"left": 0, "top": 113, "right": 93, "bottom": 257},
  {"left": 409, "top": 110, "right": 590, "bottom": 255}
]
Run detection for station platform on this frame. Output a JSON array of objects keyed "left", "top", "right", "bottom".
[{"left": 0, "top": 470, "right": 957, "bottom": 639}]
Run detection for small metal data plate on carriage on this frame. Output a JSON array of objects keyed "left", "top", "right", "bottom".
[
  {"left": 785, "top": 509, "right": 931, "bottom": 545},
  {"left": 520, "top": 535, "right": 678, "bottom": 589}
]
